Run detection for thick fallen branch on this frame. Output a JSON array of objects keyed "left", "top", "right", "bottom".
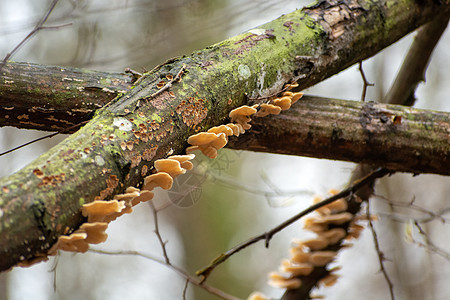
[
  {"left": 0, "top": 0, "right": 448, "bottom": 272},
  {"left": 0, "top": 62, "right": 133, "bottom": 131},
  {"left": 227, "top": 96, "right": 450, "bottom": 175}
]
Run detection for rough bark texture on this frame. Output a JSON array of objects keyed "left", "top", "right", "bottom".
[
  {"left": 0, "top": 0, "right": 448, "bottom": 272},
  {"left": 227, "top": 96, "right": 450, "bottom": 175},
  {"left": 0, "top": 62, "right": 133, "bottom": 132}
]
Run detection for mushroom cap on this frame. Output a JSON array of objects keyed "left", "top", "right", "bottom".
[
  {"left": 291, "top": 92, "right": 304, "bottom": 103},
  {"left": 80, "top": 222, "right": 108, "bottom": 244},
  {"left": 290, "top": 249, "right": 311, "bottom": 264},
  {"left": 81, "top": 200, "right": 126, "bottom": 222},
  {"left": 168, "top": 154, "right": 196, "bottom": 162},
  {"left": 314, "top": 212, "right": 353, "bottom": 225},
  {"left": 209, "top": 132, "right": 227, "bottom": 150},
  {"left": 297, "top": 237, "right": 329, "bottom": 250},
  {"left": 226, "top": 123, "right": 245, "bottom": 136},
  {"left": 143, "top": 172, "right": 174, "bottom": 190},
  {"left": 309, "top": 251, "right": 337, "bottom": 266},
  {"left": 247, "top": 292, "right": 270, "bottom": 300},
  {"left": 273, "top": 97, "right": 292, "bottom": 110},
  {"left": 255, "top": 103, "right": 282, "bottom": 117},
  {"left": 229, "top": 105, "right": 257, "bottom": 120},
  {"left": 131, "top": 190, "right": 154, "bottom": 206},
  {"left": 168, "top": 154, "right": 195, "bottom": 170},
  {"left": 187, "top": 133, "right": 227, "bottom": 158},
  {"left": 154, "top": 158, "right": 186, "bottom": 178},
  {"left": 49, "top": 232, "right": 89, "bottom": 254},
  {"left": 187, "top": 132, "right": 220, "bottom": 146},
  {"left": 208, "top": 125, "right": 234, "bottom": 136},
  {"left": 268, "top": 274, "right": 302, "bottom": 289},
  {"left": 319, "top": 274, "right": 339, "bottom": 287},
  {"left": 319, "top": 228, "right": 347, "bottom": 244},
  {"left": 281, "top": 259, "right": 314, "bottom": 276}
]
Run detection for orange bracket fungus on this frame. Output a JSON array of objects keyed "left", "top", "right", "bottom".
[
  {"left": 229, "top": 105, "right": 257, "bottom": 130},
  {"left": 168, "top": 154, "right": 196, "bottom": 170},
  {"left": 186, "top": 132, "right": 228, "bottom": 159},
  {"left": 81, "top": 200, "right": 127, "bottom": 223},
  {"left": 254, "top": 103, "right": 282, "bottom": 117},
  {"left": 268, "top": 272, "right": 302, "bottom": 289},
  {"left": 154, "top": 158, "right": 187, "bottom": 178},
  {"left": 143, "top": 172, "right": 174, "bottom": 191}
]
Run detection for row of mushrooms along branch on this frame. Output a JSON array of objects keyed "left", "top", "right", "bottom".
[
  {"left": 248, "top": 190, "right": 369, "bottom": 300},
  {"left": 17, "top": 84, "right": 303, "bottom": 268}
]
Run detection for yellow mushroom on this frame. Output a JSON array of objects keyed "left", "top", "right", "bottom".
[
  {"left": 226, "top": 123, "right": 245, "bottom": 136},
  {"left": 309, "top": 251, "right": 337, "bottom": 266},
  {"left": 247, "top": 292, "right": 269, "bottom": 300},
  {"left": 296, "top": 237, "right": 329, "bottom": 250},
  {"left": 79, "top": 222, "right": 108, "bottom": 244},
  {"left": 280, "top": 259, "right": 314, "bottom": 276},
  {"left": 143, "top": 172, "right": 174, "bottom": 191},
  {"left": 291, "top": 92, "right": 304, "bottom": 103},
  {"left": 313, "top": 212, "right": 353, "bottom": 225},
  {"left": 186, "top": 132, "right": 228, "bottom": 159},
  {"left": 207, "top": 125, "right": 234, "bottom": 137},
  {"left": 272, "top": 97, "right": 292, "bottom": 110},
  {"left": 154, "top": 158, "right": 186, "bottom": 178},
  {"left": 48, "top": 232, "right": 89, "bottom": 254},
  {"left": 229, "top": 105, "right": 257, "bottom": 130},
  {"left": 131, "top": 190, "right": 154, "bottom": 206},
  {"left": 268, "top": 272, "right": 302, "bottom": 289},
  {"left": 81, "top": 200, "right": 126, "bottom": 222},
  {"left": 289, "top": 248, "right": 311, "bottom": 264},
  {"left": 168, "top": 154, "right": 196, "bottom": 170},
  {"left": 319, "top": 274, "right": 339, "bottom": 287},
  {"left": 254, "top": 103, "right": 282, "bottom": 117},
  {"left": 319, "top": 228, "right": 347, "bottom": 244}
]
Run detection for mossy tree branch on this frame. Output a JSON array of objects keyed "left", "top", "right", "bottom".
[
  {"left": 0, "top": 0, "right": 448, "bottom": 272},
  {"left": 227, "top": 95, "right": 450, "bottom": 175},
  {"left": 0, "top": 62, "right": 133, "bottom": 132}
]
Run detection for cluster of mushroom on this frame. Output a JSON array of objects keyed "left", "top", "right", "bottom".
[
  {"left": 48, "top": 154, "right": 195, "bottom": 255},
  {"left": 248, "top": 192, "right": 360, "bottom": 300},
  {"left": 44, "top": 82, "right": 303, "bottom": 264},
  {"left": 187, "top": 84, "right": 303, "bottom": 159}
]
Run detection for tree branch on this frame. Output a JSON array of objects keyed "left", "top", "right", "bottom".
[
  {"left": 0, "top": 0, "right": 448, "bottom": 272},
  {"left": 0, "top": 62, "right": 133, "bottom": 132},
  {"left": 227, "top": 95, "right": 450, "bottom": 175}
]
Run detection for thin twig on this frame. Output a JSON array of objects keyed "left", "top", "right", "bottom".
[
  {"left": 0, "top": 121, "right": 88, "bottom": 157},
  {"left": 413, "top": 221, "right": 450, "bottom": 260},
  {"left": 196, "top": 167, "right": 391, "bottom": 279},
  {"left": 374, "top": 194, "right": 450, "bottom": 224},
  {"left": 89, "top": 249, "right": 240, "bottom": 300},
  {"left": 0, "top": 0, "right": 71, "bottom": 72},
  {"left": 149, "top": 200, "right": 171, "bottom": 265},
  {"left": 148, "top": 64, "right": 186, "bottom": 99},
  {"left": 182, "top": 278, "right": 189, "bottom": 300},
  {"left": 358, "top": 61, "right": 374, "bottom": 102},
  {"left": 366, "top": 200, "right": 395, "bottom": 300}
]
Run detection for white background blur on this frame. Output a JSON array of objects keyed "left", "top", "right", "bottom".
[{"left": 0, "top": 0, "right": 449, "bottom": 299}]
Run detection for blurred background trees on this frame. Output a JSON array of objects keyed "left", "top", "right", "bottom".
[{"left": 0, "top": 0, "right": 449, "bottom": 299}]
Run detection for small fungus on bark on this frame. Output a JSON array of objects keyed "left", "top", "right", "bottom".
[
  {"left": 143, "top": 172, "right": 174, "bottom": 190},
  {"left": 154, "top": 158, "right": 186, "bottom": 178},
  {"left": 229, "top": 105, "right": 257, "bottom": 130}
]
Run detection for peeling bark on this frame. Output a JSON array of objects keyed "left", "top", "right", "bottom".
[{"left": 0, "top": 0, "right": 448, "bottom": 272}]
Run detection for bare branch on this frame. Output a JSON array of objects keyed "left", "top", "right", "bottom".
[
  {"left": 89, "top": 249, "right": 240, "bottom": 300},
  {"left": 196, "top": 168, "right": 391, "bottom": 280},
  {"left": 366, "top": 200, "right": 395, "bottom": 300},
  {"left": 0, "top": 0, "right": 70, "bottom": 72},
  {"left": 358, "top": 61, "right": 375, "bottom": 102}
]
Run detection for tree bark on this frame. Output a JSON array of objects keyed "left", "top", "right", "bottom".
[
  {"left": 227, "top": 96, "right": 450, "bottom": 175},
  {"left": 0, "top": 0, "right": 448, "bottom": 272},
  {"left": 0, "top": 62, "right": 133, "bottom": 132}
]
